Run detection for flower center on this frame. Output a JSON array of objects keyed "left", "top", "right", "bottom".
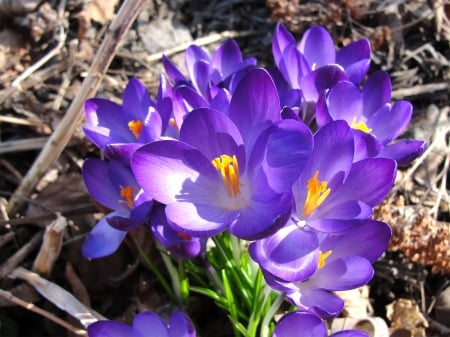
[
  {"left": 318, "top": 250, "right": 332, "bottom": 269},
  {"left": 211, "top": 154, "right": 241, "bottom": 197},
  {"left": 128, "top": 120, "right": 144, "bottom": 139},
  {"left": 177, "top": 232, "right": 192, "bottom": 241},
  {"left": 302, "top": 171, "right": 331, "bottom": 217},
  {"left": 351, "top": 117, "right": 372, "bottom": 133},
  {"left": 119, "top": 185, "right": 134, "bottom": 208}
]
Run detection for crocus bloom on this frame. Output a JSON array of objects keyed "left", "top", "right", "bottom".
[
  {"left": 83, "top": 77, "right": 171, "bottom": 159},
  {"left": 87, "top": 311, "right": 196, "bottom": 337},
  {"left": 272, "top": 23, "right": 371, "bottom": 87},
  {"left": 82, "top": 158, "right": 153, "bottom": 258},
  {"left": 273, "top": 310, "right": 368, "bottom": 337},
  {"left": 162, "top": 40, "right": 256, "bottom": 131},
  {"left": 132, "top": 68, "right": 313, "bottom": 240},
  {"left": 316, "top": 70, "right": 426, "bottom": 165},
  {"left": 257, "top": 220, "right": 391, "bottom": 319},
  {"left": 151, "top": 203, "right": 205, "bottom": 259},
  {"left": 249, "top": 121, "right": 395, "bottom": 282}
]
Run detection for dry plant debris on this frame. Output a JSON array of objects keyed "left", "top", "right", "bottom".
[{"left": 0, "top": 0, "right": 448, "bottom": 336}]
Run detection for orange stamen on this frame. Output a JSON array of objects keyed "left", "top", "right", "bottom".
[
  {"left": 302, "top": 171, "right": 331, "bottom": 217},
  {"left": 119, "top": 185, "right": 134, "bottom": 208},
  {"left": 211, "top": 154, "right": 241, "bottom": 197},
  {"left": 128, "top": 120, "right": 144, "bottom": 139}
]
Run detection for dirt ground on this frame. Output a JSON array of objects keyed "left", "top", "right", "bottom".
[{"left": 0, "top": 0, "right": 449, "bottom": 336}]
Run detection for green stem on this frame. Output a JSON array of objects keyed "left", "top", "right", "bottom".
[
  {"left": 133, "top": 239, "right": 175, "bottom": 302},
  {"left": 260, "top": 292, "right": 286, "bottom": 337}
]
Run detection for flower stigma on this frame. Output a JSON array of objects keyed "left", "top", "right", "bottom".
[
  {"left": 128, "top": 120, "right": 144, "bottom": 139},
  {"left": 318, "top": 250, "right": 332, "bottom": 268},
  {"left": 350, "top": 117, "right": 372, "bottom": 133},
  {"left": 302, "top": 171, "right": 331, "bottom": 217},
  {"left": 211, "top": 154, "right": 242, "bottom": 197},
  {"left": 177, "top": 232, "right": 192, "bottom": 241},
  {"left": 119, "top": 185, "right": 135, "bottom": 208}
]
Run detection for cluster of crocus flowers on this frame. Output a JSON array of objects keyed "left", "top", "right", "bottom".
[{"left": 81, "top": 22, "right": 426, "bottom": 337}]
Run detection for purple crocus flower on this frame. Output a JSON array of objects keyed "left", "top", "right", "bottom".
[
  {"left": 256, "top": 220, "right": 391, "bottom": 319},
  {"left": 151, "top": 203, "right": 205, "bottom": 259},
  {"left": 271, "top": 23, "right": 370, "bottom": 124},
  {"left": 87, "top": 311, "right": 196, "bottom": 337},
  {"left": 82, "top": 158, "right": 153, "bottom": 259},
  {"left": 273, "top": 310, "right": 368, "bottom": 337},
  {"left": 132, "top": 68, "right": 313, "bottom": 240},
  {"left": 249, "top": 121, "right": 395, "bottom": 282},
  {"left": 83, "top": 77, "right": 171, "bottom": 159},
  {"left": 162, "top": 40, "right": 256, "bottom": 132},
  {"left": 272, "top": 23, "right": 371, "bottom": 87},
  {"left": 316, "top": 70, "right": 426, "bottom": 165}
]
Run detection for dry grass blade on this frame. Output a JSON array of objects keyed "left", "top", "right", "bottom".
[
  {"left": 0, "top": 288, "right": 87, "bottom": 336},
  {"left": 32, "top": 214, "right": 67, "bottom": 277},
  {"left": 9, "top": 267, "right": 106, "bottom": 327}
]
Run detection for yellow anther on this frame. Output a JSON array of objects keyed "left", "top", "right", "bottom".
[
  {"left": 302, "top": 171, "right": 331, "bottom": 217},
  {"left": 119, "top": 185, "right": 134, "bottom": 208},
  {"left": 211, "top": 154, "right": 241, "bottom": 197},
  {"left": 318, "top": 250, "right": 332, "bottom": 269},
  {"left": 128, "top": 120, "right": 144, "bottom": 139},
  {"left": 169, "top": 118, "right": 180, "bottom": 133},
  {"left": 351, "top": 117, "right": 372, "bottom": 133}
]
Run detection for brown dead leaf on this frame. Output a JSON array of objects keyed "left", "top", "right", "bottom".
[
  {"left": 77, "top": 0, "right": 119, "bottom": 39},
  {"left": 386, "top": 299, "right": 428, "bottom": 337}
]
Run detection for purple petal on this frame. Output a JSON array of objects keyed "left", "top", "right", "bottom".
[
  {"left": 352, "top": 130, "right": 383, "bottom": 162},
  {"left": 132, "top": 140, "right": 217, "bottom": 205},
  {"left": 82, "top": 159, "right": 130, "bottom": 212},
  {"left": 250, "top": 223, "right": 319, "bottom": 282},
  {"left": 103, "top": 143, "right": 143, "bottom": 163},
  {"left": 272, "top": 23, "right": 297, "bottom": 69},
  {"left": 307, "top": 217, "right": 366, "bottom": 233},
  {"left": 83, "top": 99, "right": 131, "bottom": 147},
  {"left": 162, "top": 55, "right": 187, "bottom": 84},
  {"left": 378, "top": 139, "right": 426, "bottom": 166},
  {"left": 321, "top": 220, "right": 391, "bottom": 263},
  {"left": 300, "top": 65, "right": 347, "bottom": 103},
  {"left": 328, "top": 158, "right": 396, "bottom": 207},
  {"left": 151, "top": 204, "right": 203, "bottom": 259},
  {"left": 122, "top": 78, "right": 152, "bottom": 121},
  {"left": 279, "top": 45, "right": 307, "bottom": 88},
  {"left": 82, "top": 215, "right": 127, "bottom": 259},
  {"left": 261, "top": 119, "right": 313, "bottom": 193},
  {"left": 273, "top": 311, "right": 327, "bottom": 337},
  {"left": 336, "top": 39, "right": 371, "bottom": 84},
  {"left": 191, "top": 60, "right": 211, "bottom": 98},
  {"left": 87, "top": 320, "right": 133, "bottom": 337},
  {"left": 169, "top": 311, "right": 196, "bottom": 337},
  {"left": 324, "top": 81, "right": 363, "bottom": 121},
  {"left": 133, "top": 312, "right": 170, "bottom": 337},
  {"left": 166, "top": 201, "right": 235, "bottom": 237},
  {"left": 185, "top": 45, "right": 210, "bottom": 79},
  {"left": 298, "top": 25, "right": 335, "bottom": 68},
  {"left": 369, "top": 101, "right": 413, "bottom": 144},
  {"left": 211, "top": 39, "right": 243, "bottom": 81},
  {"left": 332, "top": 331, "right": 369, "bottom": 337},
  {"left": 228, "top": 192, "right": 292, "bottom": 240},
  {"left": 179, "top": 108, "right": 244, "bottom": 163},
  {"left": 362, "top": 71, "right": 391, "bottom": 116},
  {"left": 229, "top": 68, "right": 281, "bottom": 140},
  {"left": 296, "top": 288, "right": 344, "bottom": 319},
  {"left": 308, "top": 256, "right": 374, "bottom": 290}
]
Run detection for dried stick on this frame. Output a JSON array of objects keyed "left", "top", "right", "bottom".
[
  {"left": 0, "top": 231, "right": 43, "bottom": 279},
  {"left": 0, "top": 288, "right": 87, "bottom": 336},
  {"left": 7, "top": 0, "right": 149, "bottom": 215}
]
